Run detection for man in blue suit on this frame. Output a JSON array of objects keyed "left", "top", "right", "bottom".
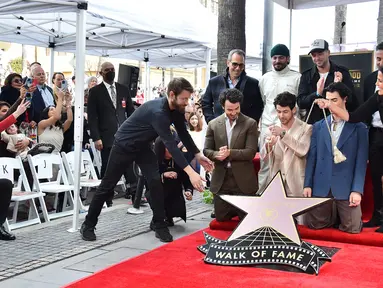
[{"left": 304, "top": 82, "right": 368, "bottom": 234}]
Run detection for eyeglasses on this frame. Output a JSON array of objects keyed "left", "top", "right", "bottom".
[
  {"left": 230, "top": 62, "right": 245, "bottom": 69},
  {"left": 13, "top": 79, "right": 22, "bottom": 84},
  {"left": 103, "top": 68, "right": 115, "bottom": 73}
]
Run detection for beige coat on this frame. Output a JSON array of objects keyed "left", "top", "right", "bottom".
[
  {"left": 204, "top": 113, "right": 258, "bottom": 195},
  {"left": 260, "top": 117, "right": 312, "bottom": 196}
]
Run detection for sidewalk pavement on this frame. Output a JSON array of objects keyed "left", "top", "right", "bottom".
[{"left": 0, "top": 194, "right": 212, "bottom": 287}]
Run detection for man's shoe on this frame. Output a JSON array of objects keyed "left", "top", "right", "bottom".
[
  {"left": 80, "top": 223, "right": 96, "bottom": 241},
  {"left": 376, "top": 225, "right": 383, "bottom": 233},
  {"left": 150, "top": 220, "right": 155, "bottom": 231},
  {"left": 155, "top": 227, "right": 173, "bottom": 242},
  {"left": 165, "top": 218, "right": 174, "bottom": 227},
  {"left": 364, "top": 217, "right": 381, "bottom": 228},
  {"left": 0, "top": 225, "right": 15, "bottom": 241}
]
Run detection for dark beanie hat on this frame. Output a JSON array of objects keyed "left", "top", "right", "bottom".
[{"left": 270, "top": 44, "right": 290, "bottom": 58}]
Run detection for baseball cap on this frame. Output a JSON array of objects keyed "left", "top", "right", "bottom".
[{"left": 308, "top": 39, "right": 329, "bottom": 55}]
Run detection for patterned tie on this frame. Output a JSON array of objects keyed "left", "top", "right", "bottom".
[
  {"left": 110, "top": 85, "right": 116, "bottom": 109},
  {"left": 333, "top": 121, "right": 338, "bottom": 132}
]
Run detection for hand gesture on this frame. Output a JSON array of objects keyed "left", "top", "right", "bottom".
[
  {"left": 334, "top": 71, "right": 343, "bottom": 83},
  {"left": 20, "top": 86, "right": 27, "bottom": 98},
  {"left": 315, "top": 98, "right": 330, "bottom": 109},
  {"left": 13, "top": 99, "right": 31, "bottom": 118},
  {"left": 196, "top": 153, "right": 214, "bottom": 171},
  {"left": 349, "top": 192, "right": 362, "bottom": 207},
  {"left": 163, "top": 171, "right": 178, "bottom": 179},
  {"left": 316, "top": 77, "right": 325, "bottom": 96},
  {"left": 189, "top": 171, "right": 206, "bottom": 192},
  {"left": 266, "top": 135, "right": 278, "bottom": 150},
  {"left": 215, "top": 146, "right": 230, "bottom": 161},
  {"left": 303, "top": 187, "right": 312, "bottom": 197},
  {"left": 54, "top": 86, "right": 65, "bottom": 100},
  {"left": 184, "top": 190, "right": 193, "bottom": 201},
  {"left": 269, "top": 125, "right": 285, "bottom": 137}
]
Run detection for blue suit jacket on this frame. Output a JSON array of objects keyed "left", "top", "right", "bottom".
[{"left": 304, "top": 116, "right": 368, "bottom": 200}]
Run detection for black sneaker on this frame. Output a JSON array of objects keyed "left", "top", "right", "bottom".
[
  {"left": 0, "top": 225, "right": 15, "bottom": 241},
  {"left": 165, "top": 218, "right": 174, "bottom": 227},
  {"left": 80, "top": 223, "right": 96, "bottom": 241},
  {"left": 155, "top": 227, "right": 173, "bottom": 242},
  {"left": 364, "top": 217, "right": 381, "bottom": 228},
  {"left": 150, "top": 220, "right": 155, "bottom": 231}
]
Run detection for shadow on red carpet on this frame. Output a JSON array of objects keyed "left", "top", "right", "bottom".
[{"left": 64, "top": 229, "right": 383, "bottom": 288}]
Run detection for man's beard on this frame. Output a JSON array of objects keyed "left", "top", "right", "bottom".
[
  {"left": 273, "top": 63, "right": 287, "bottom": 71},
  {"left": 172, "top": 100, "right": 186, "bottom": 113}
]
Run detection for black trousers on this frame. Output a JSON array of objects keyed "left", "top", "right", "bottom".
[
  {"left": 85, "top": 144, "right": 166, "bottom": 229},
  {"left": 369, "top": 127, "right": 383, "bottom": 220},
  {"left": 0, "top": 179, "right": 13, "bottom": 225},
  {"left": 101, "top": 147, "right": 138, "bottom": 203}
]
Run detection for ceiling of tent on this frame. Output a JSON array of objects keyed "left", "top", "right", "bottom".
[
  {"left": 0, "top": 0, "right": 217, "bottom": 67},
  {"left": 272, "top": 0, "right": 375, "bottom": 9}
]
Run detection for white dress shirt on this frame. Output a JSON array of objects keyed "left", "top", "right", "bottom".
[
  {"left": 331, "top": 115, "right": 345, "bottom": 145},
  {"left": 103, "top": 81, "right": 116, "bottom": 107},
  {"left": 38, "top": 85, "right": 55, "bottom": 107},
  {"left": 225, "top": 115, "right": 237, "bottom": 167}
]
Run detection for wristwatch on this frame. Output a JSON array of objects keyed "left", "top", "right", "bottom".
[{"left": 280, "top": 130, "right": 286, "bottom": 138}]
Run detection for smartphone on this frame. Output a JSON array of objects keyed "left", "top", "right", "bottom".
[
  {"left": 32, "top": 78, "right": 39, "bottom": 86},
  {"left": 23, "top": 78, "right": 33, "bottom": 89},
  {"left": 61, "top": 79, "right": 68, "bottom": 91}
]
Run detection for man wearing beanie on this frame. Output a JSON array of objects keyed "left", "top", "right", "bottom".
[{"left": 258, "top": 44, "right": 301, "bottom": 193}]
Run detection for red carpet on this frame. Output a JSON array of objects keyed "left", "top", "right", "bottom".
[
  {"left": 65, "top": 229, "right": 383, "bottom": 288},
  {"left": 209, "top": 219, "right": 383, "bottom": 247}
]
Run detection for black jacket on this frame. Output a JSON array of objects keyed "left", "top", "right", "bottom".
[
  {"left": 362, "top": 70, "right": 378, "bottom": 125},
  {"left": 87, "top": 82, "right": 135, "bottom": 148},
  {"left": 348, "top": 92, "right": 383, "bottom": 125},
  {"left": 201, "top": 69, "right": 264, "bottom": 123},
  {"left": 115, "top": 97, "right": 199, "bottom": 169},
  {"left": 297, "top": 60, "right": 358, "bottom": 124}
]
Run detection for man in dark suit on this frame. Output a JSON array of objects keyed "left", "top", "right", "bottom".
[
  {"left": 87, "top": 62, "right": 135, "bottom": 206},
  {"left": 30, "top": 65, "right": 55, "bottom": 123},
  {"left": 202, "top": 49, "right": 264, "bottom": 124},
  {"left": 304, "top": 82, "right": 368, "bottom": 233},
  {"left": 361, "top": 42, "right": 383, "bottom": 227},
  {"left": 297, "top": 39, "right": 358, "bottom": 124},
  {"left": 204, "top": 89, "right": 258, "bottom": 221}
]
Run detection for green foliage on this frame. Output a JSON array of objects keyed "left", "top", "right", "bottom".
[
  {"left": 202, "top": 189, "right": 214, "bottom": 204},
  {"left": 9, "top": 57, "right": 23, "bottom": 74}
]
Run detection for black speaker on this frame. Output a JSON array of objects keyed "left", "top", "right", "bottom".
[{"left": 118, "top": 64, "right": 140, "bottom": 98}]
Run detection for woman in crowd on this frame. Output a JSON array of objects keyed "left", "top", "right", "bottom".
[
  {"left": 0, "top": 99, "right": 31, "bottom": 241},
  {"left": 153, "top": 137, "right": 193, "bottom": 227},
  {"left": 38, "top": 88, "right": 73, "bottom": 153},
  {"left": 0, "top": 73, "right": 30, "bottom": 124},
  {"left": 316, "top": 66, "right": 383, "bottom": 233}
]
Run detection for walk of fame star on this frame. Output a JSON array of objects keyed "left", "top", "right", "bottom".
[{"left": 220, "top": 172, "right": 332, "bottom": 245}]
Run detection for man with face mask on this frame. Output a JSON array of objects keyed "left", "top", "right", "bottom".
[
  {"left": 87, "top": 62, "right": 135, "bottom": 206},
  {"left": 297, "top": 39, "right": 358, "bottom": 124},
  {"left": 81, "top": 77, "right": 213, "bottom": 243},
  {"left": 258, "top": 44, "right": 301, "bottom": 193}
]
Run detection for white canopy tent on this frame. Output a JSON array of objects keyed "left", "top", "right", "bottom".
[
  {"left": 272, "top": 0, "right": 374, "bottom": 9},
  {"left": 0, "top": 0, "right": 216, "bottom": 232}
]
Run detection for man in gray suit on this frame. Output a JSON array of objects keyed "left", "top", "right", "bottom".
[{"left": 204, "top": 89, "right": 258, "bottom": 221}]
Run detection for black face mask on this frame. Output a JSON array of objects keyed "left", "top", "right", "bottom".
[{"left": 105, "top": 71, "right": 115, "bottom": 82}]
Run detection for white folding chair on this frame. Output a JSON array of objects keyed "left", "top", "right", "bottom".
[
  {"left": 0, "top": 157, "right": 47, "bottom": 231},
  {"left": 27, "top": 153, "right": 75, "bottom": 221}
]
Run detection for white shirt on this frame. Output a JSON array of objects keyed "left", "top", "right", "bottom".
[
  {"left": 372, "top": 86, "right": 383, "bottom": 128},
  {"left": 103, "top": 81, "right": 116, "bottom": 106},
  {"left": 319, "top": 72, "right": 329, "bottom": 82},
  {"left": 331, "top": 115, "right": 345, "bottom": 145},
  {"left": 259, "top": 66, "right": 301, "bottom": 128},
  {"left": 225, "top": 115, "right": 237, "bottom": 167},
  {"left": 38, "top": 85, "right": 55, "bottom": 107}
]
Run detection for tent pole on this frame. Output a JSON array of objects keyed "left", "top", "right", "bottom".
[
  {"left": 49, "top": 48, "right": 54, "bottom": 87},
  {"left": 144, "top": 52, "right": 150, "bottom": 101},
  {"left": 204, "top": 47, "right": 211, "bottom": 88},
  {"left": 68, "top": 4, "right": 86, "bottom": 233},
  {"left": 262, "top": 0, "right": 274, "bottom": 75},
  {"left": 289, "top": 8, "right": 293, "bottom": 51}
]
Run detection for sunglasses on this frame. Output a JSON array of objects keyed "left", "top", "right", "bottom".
[
  {"left": 13, "top": 79, "right": 22, "bottom": 84},
  {"left": 230, "top": 62, "right": 245, "bottom": 69}
]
